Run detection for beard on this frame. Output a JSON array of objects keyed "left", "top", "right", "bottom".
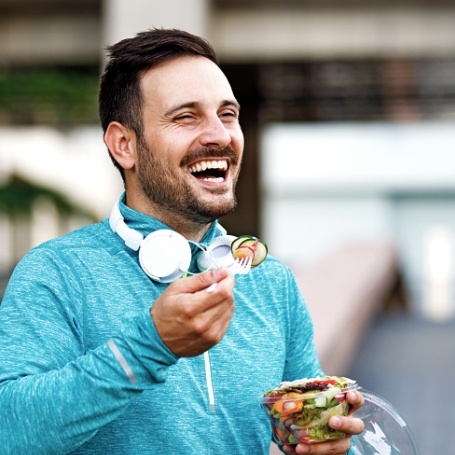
[{"left": 136, "top": 138, "right": 239, "bottom": 225}]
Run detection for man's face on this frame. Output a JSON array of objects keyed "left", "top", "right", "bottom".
[{"left": 135, "top": 56, "right": 244, "bottom": 225}]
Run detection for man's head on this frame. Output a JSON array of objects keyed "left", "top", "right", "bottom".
[
  {"left": 99, "top": 28, "right": 219, "bottom": 177},
  {"left": 100, "top": 29, "right": 244, "bottom": 233}
]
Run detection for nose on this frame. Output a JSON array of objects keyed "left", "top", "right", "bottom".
[{"left": 198, "top": 115, "right": 232, "bottom": 149}]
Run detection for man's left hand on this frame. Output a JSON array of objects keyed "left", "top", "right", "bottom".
[{"left": 282, "top": 390, "right": 365, "bottom": 454}]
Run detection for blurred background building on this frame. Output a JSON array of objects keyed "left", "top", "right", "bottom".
[
  {"left": 1, "top": 1, "right": 455, "bottom": 452},
  {"left": 1, "top": 0, "right": 455, "bottom": 316}
]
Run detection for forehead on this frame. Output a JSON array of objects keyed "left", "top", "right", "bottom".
[{"left": 140, "top": 56, "right": 236, "bottom": 111}]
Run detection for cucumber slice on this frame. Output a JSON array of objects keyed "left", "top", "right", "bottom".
[
  {"left": 231, "top": 235, "right": 254, "bottom": 253},
  {"left": 232, "top": 236, "right": 268, "bottom": 267}
]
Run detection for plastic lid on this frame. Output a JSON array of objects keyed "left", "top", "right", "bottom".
[
  {"left": 263, "top": 382, "right": 359, "bottom": 403},
  {"left": 351, "top": 390, "right": 420, "bottom": 455},
  {"left": 196, "top": 235, "right": 237, "bottom": 271}
]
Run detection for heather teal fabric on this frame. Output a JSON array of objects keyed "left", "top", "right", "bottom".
[{"left": 0, "top": 197, "right": 322, "bottom": 454}]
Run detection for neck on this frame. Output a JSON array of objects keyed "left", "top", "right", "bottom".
[{"left": 124, "top": 192, "right": 212, "bottom": 242}]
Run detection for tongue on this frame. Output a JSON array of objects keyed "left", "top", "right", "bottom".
[{"left": 194, "top": 170, "right": 224, "bottom": 181}]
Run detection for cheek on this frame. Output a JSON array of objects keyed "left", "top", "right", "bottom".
[
  {"left": 161, "top": 131, "right": 197, "bottom": 160},
  {"left": 233, "top": 129, "right": 244, "bottom": 155},
  {"left": 145, "top": 133, "right": 186, "bottom": 166}
]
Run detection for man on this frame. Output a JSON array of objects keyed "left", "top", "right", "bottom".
[{"left": 0, "top": 29, "right": 364, "bottom": 454}]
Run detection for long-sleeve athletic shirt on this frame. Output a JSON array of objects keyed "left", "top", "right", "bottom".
[{"left": 0, "top": 197, "right": 323, "bottom": 454}]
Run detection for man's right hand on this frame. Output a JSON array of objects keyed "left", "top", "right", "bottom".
[{"left": 150, "top": 268, "right": 235, "bottom": 357}]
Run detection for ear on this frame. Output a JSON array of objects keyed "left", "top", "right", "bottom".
[{"left": 104, "top": 121, "right": 136, "bottom": 170}]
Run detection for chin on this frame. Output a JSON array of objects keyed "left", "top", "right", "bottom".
[
  {"left": 212, "top": 201, "right": 237, "bottom": 219},
  {"left": 194, "top": 199, "right": 237, "bottom": 222}
]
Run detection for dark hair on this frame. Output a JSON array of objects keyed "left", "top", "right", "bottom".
[{"left": 98, "top": 28, "right": 219, "bottom": 176}]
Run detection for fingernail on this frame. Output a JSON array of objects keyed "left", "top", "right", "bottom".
[
  {"left": 299, "top": 445, "right": 310, "bottom": 453},
  {"left": 331, "top": 416, "right": 342, "bottom": 428},
  {"left": 211, "top": 268, "right": 221, "bottom": 278},
  {"left": 206, "top": 283, "right": 217, "bottom": 293}
]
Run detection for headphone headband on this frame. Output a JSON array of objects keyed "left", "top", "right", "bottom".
[
  {"left": 109, "top": 201, "right": 235, "bottom": 282},
  {"left": 109, "top": 202, "right": 143, "bottom": 251}
]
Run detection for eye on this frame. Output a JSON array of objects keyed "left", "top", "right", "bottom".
[
  {"left": 174, "top": 113, "right": 197, "bottom": 124},
  {"left": 219, "top": 109, "right": 239, "bottom": 122}
]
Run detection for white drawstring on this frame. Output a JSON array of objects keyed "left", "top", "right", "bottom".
[{"left": 203, "top": 351, "right": 216, "bottom": 412}]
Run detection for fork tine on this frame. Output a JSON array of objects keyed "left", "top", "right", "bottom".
[
  {"left": 232, "top": 255, "right": 253, "bottom": 274},
  {"left": 243, "top": 256, "right": 252, "bottom": 268},
  {"left": 207, "top": 256, "right": 251, "bottom": 291},
  {"left": 239, "top": 257, "right": 248, "bottom": 267}
]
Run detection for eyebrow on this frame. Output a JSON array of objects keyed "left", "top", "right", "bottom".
[{"left": 164, "top": 99, "right": 241, "bottom": 117}]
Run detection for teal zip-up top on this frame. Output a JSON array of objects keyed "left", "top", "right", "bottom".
[{"left": 0, "top": 198, "right": 322, "bottom": 454}]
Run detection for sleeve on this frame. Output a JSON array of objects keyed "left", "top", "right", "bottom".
[
  {"left": 281, "top": 268, "right": 324, "bottom": 382},
  {"left": 266, "top": 265, "right": 324, "bottom": 454},
  {"left": 0, "top": 248, "right": 178, "bottom": 455},
  {"left": 278, "top": 268, "right": 360, "bottom": 455}
]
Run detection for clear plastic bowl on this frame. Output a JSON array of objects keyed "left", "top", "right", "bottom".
[
  {"left": 350, "top": 389, "right": 420, "bottom": 455},
  {"left": 261, "top": 379, "right": 359, "bottom": 445}
]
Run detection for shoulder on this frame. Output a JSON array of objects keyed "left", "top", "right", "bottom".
[
  {"left": 32, "top": 218, "right": 111, "bottom": 254},
  {"left": 12, "top": 219, "right": 112, "bottom": 274},
  {"left": 238, "top": 255, "right": 304, "bottom": 312},
  {"left": 252, "top": 254, "right": 299, "bottom": 288}
]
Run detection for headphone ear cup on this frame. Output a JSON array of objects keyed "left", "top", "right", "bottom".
[
  {"left": 139, "top": 230, "right": 192, "bottom": 282},
  {"left": 196, "top": 235, "right": 237, "bottom": 271}
]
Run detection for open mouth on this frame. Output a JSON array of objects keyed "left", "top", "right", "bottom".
[{"left": 189, "top": 159, "right": 228, "bottom": 183}]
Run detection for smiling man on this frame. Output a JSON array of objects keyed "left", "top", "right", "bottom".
[
  {"left": 0, "top": 29, "right": 364, "bottom": 455},
  {"left": 103, "top": 54, "right": 243, "bottom": 238}
]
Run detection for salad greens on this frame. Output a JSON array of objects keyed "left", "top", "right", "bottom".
[{"left": 262, "top": 376, "right": 358, "bottom": 444}]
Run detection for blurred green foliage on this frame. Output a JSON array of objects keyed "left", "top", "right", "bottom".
[
  {"left": 0, "top": 66, "right": 100, "bottom": 127},
  {"left": 0, "top": 174, "right": 96, "bottom": 219}
]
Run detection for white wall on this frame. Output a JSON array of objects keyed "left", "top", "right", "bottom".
[
  {"left": 261, "top": 122, "right": 455, "bottom": 195},
  {"left": 0, "top": 126, "right": 122, "bottom": 220},
  {"left": 213, "top": 7, "right": 455, "bottom": 61},
  {"left": 103, "top": 0, "right": 211, "bottom": 48},
  {"left": 260, "top": 122, "right": 455, "bottom": 318},
  {"left": 0, "top": 126, "right": 123, "bottom": 271}
]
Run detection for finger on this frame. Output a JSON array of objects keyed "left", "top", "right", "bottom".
[
  {"left": 294, "top": 437, "right": 351, "bottom": 454},
  {"left": 330, "top": 414, "right": 365, "bottom": 436},
  {"left": 205, "top": 282, "right": 218, "bottom": 292},
  {"left": 151, "top": 289, "right": 235, "bottom": 357},
  {"left": 172, "top": 268, "right": 230, "bottom": 294},
  {"left": 196, "top": 270, "right": 235, "bottom": 299},
  {"left": 347, "top": 390, "right": 364, "bottom": 413},
  {"left": 189, "top": 274, "right": 235, "bottom": 317}
]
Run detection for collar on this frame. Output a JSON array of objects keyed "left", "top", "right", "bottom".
[{"left": 110, "top": 193, "right": 227, "bottom": 252}]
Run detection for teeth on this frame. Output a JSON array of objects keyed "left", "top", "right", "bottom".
[
  {"left": 204, "top": 177, "right": 224, "bottom": 182},
  {"left": 189, "top": 160, "right": 228, "bottom": 174}
]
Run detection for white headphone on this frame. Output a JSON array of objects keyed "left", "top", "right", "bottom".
[{"left": 109, "top": 202, "right": 236, "bottom": 283}]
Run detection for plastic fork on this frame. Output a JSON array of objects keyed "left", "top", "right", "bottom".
[
  {"left": 231, "top": 255, "right": 253, "bottom": 275},
  {"left": 205, "top": 256, "right": 252, "bottom": 292}
]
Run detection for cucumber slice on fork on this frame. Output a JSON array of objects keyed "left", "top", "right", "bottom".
[{"left": 231, "top": 235, "right": 268, "bottom": 267}]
